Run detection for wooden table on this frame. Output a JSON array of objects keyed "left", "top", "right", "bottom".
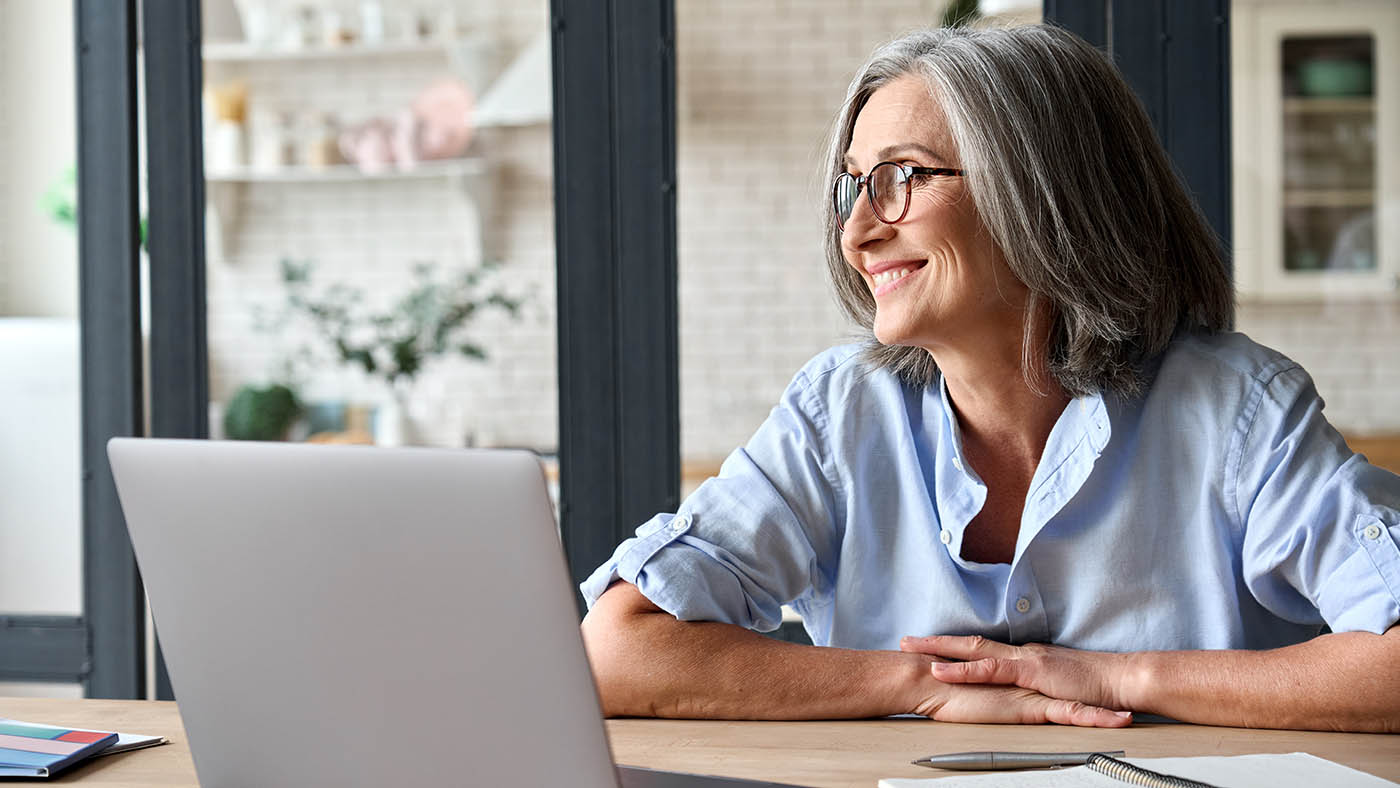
[{"left": 5, "top": 697, "right": 1397, "bottom": 786}]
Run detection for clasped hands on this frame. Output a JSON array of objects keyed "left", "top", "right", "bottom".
[{"left": 899, "top": 634, "right": 1139, "bottom": 728}]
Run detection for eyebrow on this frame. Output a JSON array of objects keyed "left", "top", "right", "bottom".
[{"left": 843, "top": 143, "right": 950, "bottom": 170}]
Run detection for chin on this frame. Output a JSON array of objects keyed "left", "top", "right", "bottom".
[
  {"left": 873, "top": 309, "right": 937, "bottom": 349},
  {"left": 871, "top": 319, "right": 910, "bottom": 347}
]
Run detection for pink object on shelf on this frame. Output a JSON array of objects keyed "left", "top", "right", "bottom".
[
  {"left": 337, "top": 79, "right": 474, "bottom": 174},
  {"left": 339, "top": 117, "right": 395, "bottom": 173},
  {"left": 411, "top": 79, "right": 475, "bottom": 161}
]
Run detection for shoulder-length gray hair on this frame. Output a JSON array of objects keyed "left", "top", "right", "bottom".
[{"left": 823, "top": 23, "right": 1233, "bottom": 397}]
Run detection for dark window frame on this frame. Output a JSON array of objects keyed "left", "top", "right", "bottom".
[
  {"left": 551, "top": 0, "right": 681, "bottom": 606},
  {"left": 75, "top": 0, "right": 146, "bottom": 699},
  {"left": 141, "top": 0, "right": 209, "bottom": 702}
]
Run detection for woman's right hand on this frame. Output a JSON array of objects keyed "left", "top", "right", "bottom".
[
  {"left": 902, "top": 653, "right": 1133, "bottom": 727},
  {"left": 584, "top": 581, "right": 1131, "bottom": 725}
]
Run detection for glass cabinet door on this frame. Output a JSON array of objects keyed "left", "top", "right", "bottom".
[
  {"left": 1233, "top": 0, "right": 1399, "bottom": 298},
  {"left": 1281, "top": 35, "right": 1376, "bottom": 274}
]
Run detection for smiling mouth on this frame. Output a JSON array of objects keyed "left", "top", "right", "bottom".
[{"left": 871, "top": 260, "right": 927, "bottom": 289}]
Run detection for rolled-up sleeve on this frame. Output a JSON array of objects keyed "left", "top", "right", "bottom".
[
  {"left": 1235, "top": 366, "right": 1400, "bottom": 634},
  {"left": 580, "top": 364, "right": 843, "bottom": 632}
]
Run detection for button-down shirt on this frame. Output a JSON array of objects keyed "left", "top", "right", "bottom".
[{"left": 580, "top": 332, "right": 1400, "bottom": 651}]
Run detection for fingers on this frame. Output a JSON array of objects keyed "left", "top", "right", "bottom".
[
  {"left": 930, "top": 657, "right": 1020, "bottom": 685},
  {"left": 926, "top": 686, "right": 1132, "bottom": 728},
  {"left": 1041, "top": 698, "right": 1134, "bottom": 728},
  {"left": 900, "top": 634, "right": 1015, "bottom": 659}
]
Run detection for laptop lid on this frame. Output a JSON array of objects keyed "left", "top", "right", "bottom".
[{"left": 109, "top": 439, "right": 619, "bottom": 787}]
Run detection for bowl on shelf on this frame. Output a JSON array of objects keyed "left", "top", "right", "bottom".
[{"left": 1296, "top": 58, "right": 1373, "bottom": 97}]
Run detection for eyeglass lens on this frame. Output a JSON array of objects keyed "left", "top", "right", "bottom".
[{"left": 835, "top": 162, "right": 909, "bottom": 228}]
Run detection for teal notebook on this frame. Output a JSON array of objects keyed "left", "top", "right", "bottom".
[{"left": 0, "top": 719, "right": 118, "bottom": 778}]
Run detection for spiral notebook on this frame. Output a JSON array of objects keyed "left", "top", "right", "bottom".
[{"left": 879, "top": 752, "right": 1397, "bottom": 788}]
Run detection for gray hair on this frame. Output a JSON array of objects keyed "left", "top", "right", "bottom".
[{"left": 822, "top": 24, "right": 1233, "bottom": 397}]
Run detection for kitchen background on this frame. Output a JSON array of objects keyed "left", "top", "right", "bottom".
[{"left": 1, "top": 0, "right": 1396, "bottom": 696}]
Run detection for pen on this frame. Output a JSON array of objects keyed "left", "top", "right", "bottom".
[{"left": 911, "top": 750, "right": 1126, "bottom": 770}]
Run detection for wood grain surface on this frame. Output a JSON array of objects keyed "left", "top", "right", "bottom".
[{"left": 4, "top": 698, "right": 1397, "bottom": 786}]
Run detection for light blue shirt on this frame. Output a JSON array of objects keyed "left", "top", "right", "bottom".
[{"left": 581, "top": 332, "right": 1400, "bottom": 652}]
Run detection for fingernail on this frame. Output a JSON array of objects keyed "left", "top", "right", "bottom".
[{"left": 1114, "top": 710, "right": 1132, "bottom": 718}]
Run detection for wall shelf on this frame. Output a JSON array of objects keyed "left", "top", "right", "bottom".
[
  {"left": 206, "top": 158, "right": 487, "bottom": 183},
  {"left": 200, "top": 31, "right": 503, "bottom": 264},
  {"left": 1283, "top": 96, "right": 1376, "bottom": 114},
  {"left": 202, "top": 40, "right": 459, "bottom": 63},
  {"left": 1283, "top": 189, "right": 1376, "bottom": 208},
  {"left": 205, "top": 158, "right": 492, "bottom": 260}
]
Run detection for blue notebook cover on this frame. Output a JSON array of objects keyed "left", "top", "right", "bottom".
[{"left": 0, "top": 720, "right": 118, "bottom": 778}]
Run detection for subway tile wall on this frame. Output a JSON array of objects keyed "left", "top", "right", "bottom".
[
  {"left": 202, "top": 0, "right": 1397, "bottom": 467},
  {"left": 675, "top": 0, "right": 957, "bottom": 460}
]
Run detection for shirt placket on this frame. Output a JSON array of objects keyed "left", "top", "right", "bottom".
[
  {"left": 932, "top": 378, "right": 987, "bottom": 562},
  {"left": 1006, "top": 396, "right": 1112, "bottom": 643}
]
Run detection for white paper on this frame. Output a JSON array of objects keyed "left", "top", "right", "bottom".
[{"left": 879, "top": 753, "right": 1397, "bottom": 788}]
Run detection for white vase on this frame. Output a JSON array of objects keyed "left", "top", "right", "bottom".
[{"left": 373, "top": 389, "right": 415, "bottom": 446}]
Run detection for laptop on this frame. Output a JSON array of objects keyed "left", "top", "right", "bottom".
[{"left": 108, "top": 439, "right": 802, "bottom": 787}]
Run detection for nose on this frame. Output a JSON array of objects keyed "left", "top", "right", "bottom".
[{"left": 840, "top": 190, "right": 895, "bottom": 256}]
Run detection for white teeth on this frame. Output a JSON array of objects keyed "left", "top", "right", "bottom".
[{"left": 872, "top": 267, "right": 912, "bottom": 286}]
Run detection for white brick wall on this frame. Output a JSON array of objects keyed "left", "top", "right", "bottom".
[
  {"left": 204, "top": 0, "right": 1399, "bottom": 466},
  {"left": 1236, "top": 302, "right": 1400, "bottom": 435},
  {"left": 675, "top": 0, "right": 951, "bottom": 460}
]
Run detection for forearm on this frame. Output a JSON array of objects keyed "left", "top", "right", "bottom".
[
  {"left": 580, "top": 584, "right": 930, "bottom": 719},
  {"left": 1125, "top": 627, "right": 1400, "bottom": 732}
]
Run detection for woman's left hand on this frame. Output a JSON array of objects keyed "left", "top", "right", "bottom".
[{"left": 899, "top": 635, "right": 1138, "bottom": 714}]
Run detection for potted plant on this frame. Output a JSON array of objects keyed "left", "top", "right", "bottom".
[
  {"left": 222, "top": 382, "right": 303, "bottom": 441},
  {"left": 260, "top": 258, "right": 522, "bottom": 445}
]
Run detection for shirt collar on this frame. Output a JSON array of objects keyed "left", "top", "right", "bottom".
[{"left": 935, "top": 371, "right": 1113, "bottom": 478}]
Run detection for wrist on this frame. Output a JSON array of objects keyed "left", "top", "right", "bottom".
[
  {"left": 1116, "top": 650, "right": 1160, "bottom": 712},
  {"left": 889, "top": 650, "right": 943, "bottom": 717}
]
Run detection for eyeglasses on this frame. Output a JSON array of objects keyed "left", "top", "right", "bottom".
[{"left": 832, "top": 162, "right": 965, "bottom": 231}]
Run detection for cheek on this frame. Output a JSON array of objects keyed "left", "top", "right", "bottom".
[{"left": 907, "top": 194, "right": 984, "bottom": 255}]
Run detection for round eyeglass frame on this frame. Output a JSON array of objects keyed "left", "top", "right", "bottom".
[{"left": 832, "top": 162, "right": 966, "bottom": 231}]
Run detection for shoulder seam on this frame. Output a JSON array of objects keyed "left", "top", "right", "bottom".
[{"left": 1229, "top": 361, "right": 1306, "bottom": 533}]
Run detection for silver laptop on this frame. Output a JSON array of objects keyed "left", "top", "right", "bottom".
[{"left": 108, "top": 439, "right": 799, "bottom": 788}]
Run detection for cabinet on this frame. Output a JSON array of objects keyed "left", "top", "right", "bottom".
[{"left": 1232, "top": 0, "right": 1399, "bottom": 300}]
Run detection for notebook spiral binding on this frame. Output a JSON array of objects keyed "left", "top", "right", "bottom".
[{"left": 1085, "top": 754, "right": 1222, "bottom": 788}]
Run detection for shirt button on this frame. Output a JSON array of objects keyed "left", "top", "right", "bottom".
[
  {"left": 1015, "top": 597, "right": 1031, "bottom": 613},
  {"left": 1364, "top": 524, "right": 1383, "bottom": 541},
  {"left": 671, "top": 518, "right": 688, "bottom": 534},
  {"left": 940, "top": 529, "right": 952, "bottom": 545}
]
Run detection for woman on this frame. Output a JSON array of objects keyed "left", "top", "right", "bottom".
[{"left": 579, "top": 24, "right": 1400, "bottom": 731}]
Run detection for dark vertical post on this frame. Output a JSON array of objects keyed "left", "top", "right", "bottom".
[
  {"left": 552, "top": 0, "right": 680, "bottom": 608},
  {"left": 1160, "top": 0, "right": 1232, "bottom": 255},
  {"left": 142, "top": 0, "right": 209, "bottom": 702},
  {"left": 1046, "top": 0, "right": 1233, "bottom": 273},
  {"left": 1043, "top": 0, "right": 1108, "bottom": 49},
  {"left": 75, "top": 0, "right": 145, "bottom": 699}
]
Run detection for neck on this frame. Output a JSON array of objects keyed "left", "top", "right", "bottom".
[{"left": 930, "top": 340, "right": 1070, "bottom": 469}]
